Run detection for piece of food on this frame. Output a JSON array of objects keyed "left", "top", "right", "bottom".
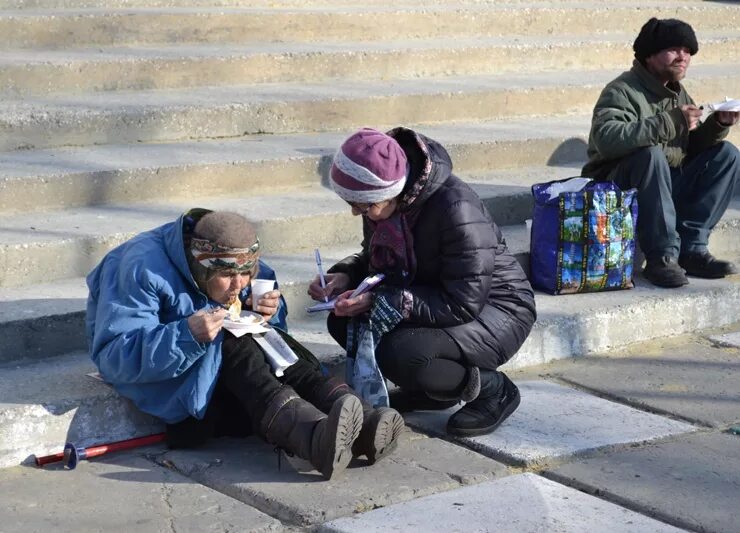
[
  {"left": 241, "top": 313, "right": 261, "bottom": 324},
  {"left": 227, "top": 299, "right": 242, "bottom": 320}
]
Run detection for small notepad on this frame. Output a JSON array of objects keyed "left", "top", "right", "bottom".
[{"left": 306, "top": 273, "right": 385, "bottom": 313}]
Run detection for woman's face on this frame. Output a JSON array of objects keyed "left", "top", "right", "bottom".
[
  {"left": 206, "top": 269, "right": 251, "bottom": 304},
  {"left": 348, "top": 197, "right": 399, "bottom": 221}
]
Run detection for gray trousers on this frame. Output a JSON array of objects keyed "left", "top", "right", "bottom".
[{"left": 611, "top": 141, "right": 739, "bottom": 260}]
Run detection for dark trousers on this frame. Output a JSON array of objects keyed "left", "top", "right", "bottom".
[
  {"left": 327, "top": 314, "right": 469, "bottom": 397},
  {"left": 611, "top": 142, "right": 739, "bottom": 260},
  {"left": 166, "top": 332, "right": 325, "bottom": 449}
]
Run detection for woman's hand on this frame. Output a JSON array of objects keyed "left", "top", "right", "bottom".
[
  {"left": 188, "top": 308, "right": 227, "bottom": 343},
  {"left": 333, "top": 290, "right": 373, "bottom": 317},
  {"left": 248, "top": 289, "right": 281, "bottom": 321},
  {"left": 308, "top": 272, "right": 351, "bottom": 302}
]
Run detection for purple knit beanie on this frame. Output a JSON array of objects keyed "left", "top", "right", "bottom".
[{"left": 330, "top": 128, "right": 408, "bottom": 203}]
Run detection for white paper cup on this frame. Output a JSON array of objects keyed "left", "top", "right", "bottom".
[
  {"left": 525, "top": 219, "right": 533, "bottom": 234},
  {"left": 250, "top": 278, "right": 276, "bottom": 305}
]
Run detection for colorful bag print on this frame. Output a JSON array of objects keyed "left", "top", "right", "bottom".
[{"left": 530, "top": 177, "right": 638, "bottom": 295}]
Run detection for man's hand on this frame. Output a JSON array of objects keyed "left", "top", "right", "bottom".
[
  {"left": 333, "top": 290, "right": 373, "bottom": 317},
  {"left": 248, "top": 289, "right": 281, "bottom": 321},
  {"left": 680, "top": 104, "right": 703, "bottom": 131},
  {"left": 188, "top": 308, "right": 226, "bottom": 343},
  {"left": 716, "top": 111, "right": 740, "bottom": 127},
  {"left": 308, "top": 272, "right": 351, "bottom": 302}
]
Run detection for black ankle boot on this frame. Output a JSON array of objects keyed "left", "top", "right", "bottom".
[{"left": 446, "top": 372, "right": 520, "bottom": 437}]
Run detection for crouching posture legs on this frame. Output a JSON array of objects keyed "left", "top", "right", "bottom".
[{"left": 351, "top": 319, "right": 528, "bottom": 438}]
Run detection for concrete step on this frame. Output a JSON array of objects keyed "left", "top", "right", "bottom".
[
  {"left": 0, "top": 351, "right": 163, "bottom": 469},
  {"left": 1, "top": 196, "right": 737, "bottom": 362},
  {"left": 1, "top": 2, "right": 736, "bottom": 48},
  {"left": 2, "top": 64, "right": 739, "bottom": 151},
  {"left": 0, "top": 189, "right": 363, "bottom": 289},
  {"left": 5, "top": 174, "right": 738, "bottom": 290},
  {"left": 2, "top": 113, "right": 739, "bottom": 215},
  {"left": 0, "top": 117, "right": 593, "bottom": 213},
  {"left": 0, "top": 0, "right": 721, "bottom": 8},
  {"left": 1, "top": 273, "right": 737, "bottom": 469},
  {"left": 4, "top": 32, "right": 740, "bottom": 96}
]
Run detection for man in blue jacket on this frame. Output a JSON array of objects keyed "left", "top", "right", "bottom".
[{"left": 86, "top": 209, "right": 402, "bottom": 479}]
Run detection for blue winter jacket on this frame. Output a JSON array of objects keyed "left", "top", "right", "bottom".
[{"left": 86, "top": 210, "right": 288, "bottom": 424}]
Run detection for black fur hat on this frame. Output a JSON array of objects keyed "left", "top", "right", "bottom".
[{"left": 633, "top": 18, "right": 698, "bottom": 61}]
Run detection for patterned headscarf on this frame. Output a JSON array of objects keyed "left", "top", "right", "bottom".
[{"left": 190, "top": 237, "right": 260, "bottom": 272}]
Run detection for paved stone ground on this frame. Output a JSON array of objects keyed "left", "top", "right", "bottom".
[
  {"left": 404, "top": 380, "right": 696, "bottom": 466},
  {"left": 320, "top": 474, "right": 686, "bottom": 533},
  {"left": 0, "top": 323, "right": 737, "bottom": 532}
]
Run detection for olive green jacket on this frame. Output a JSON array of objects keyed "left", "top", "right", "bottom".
[{"left": 582, "top": 60, "right": 729, "bottom": 180}]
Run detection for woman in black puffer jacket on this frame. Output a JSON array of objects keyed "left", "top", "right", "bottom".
[{"left": 308, "top": 127, "right": 536, "bottom": 436}]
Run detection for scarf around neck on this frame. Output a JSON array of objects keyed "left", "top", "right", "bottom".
[
  {"left": 368, "top": 211, "right": 417, "bottom": 286},
  {"left": 366, "top": 128, "right": 436, "bottom": 286}
]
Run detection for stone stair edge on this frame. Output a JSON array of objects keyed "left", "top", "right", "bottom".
[
  {"left": 1, "top": 119, "right": 739, "bottom": 215},
  {"left": 4, "top": 30, "right": 740, "bottom": 60},
  {"left": 4, "top": 34, "right": 740, "bottom": 97},
  {"left": 2, "top": 66, "right": 739, "bottom": 152},
  {"left": 0, "top": 0, "right": 721, "bottom": 10},
  {"left": 2, "top": 228, "right": 738, "bottom": 325},
  {"left": 0, "top": 114, "right": 594, "bottom": 214},
  {"left": 5, "top": 182, "right": 736, "bottom": 250},
  {"left": 3, "top": 62, "right": 738, "bottom": 106},
  {"left": 0, "top": 0, "right": 718, "bottom": 8},
  {"left": 0, "top": 204, "right": 737, "bottom": 362},
  {"left": 0, "top": 2, "right": 735, "bottom": 47}
]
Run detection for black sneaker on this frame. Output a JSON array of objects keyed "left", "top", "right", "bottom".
[
  {"left": 446, "top": 374, "right": 521, "bottom": 437},
  {"left": 389, "top": 388, "right": 459, "bottom": 413},
  {"left": 642, "top": 256, "right": 689, "bottom": 288},
  {"left": 678, "top": 251, "right": 738, "bottom": 279}
]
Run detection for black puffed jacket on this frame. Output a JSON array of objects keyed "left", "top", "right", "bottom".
[{"left": 329, "top": 128, "right": 536, "bottom": 367}]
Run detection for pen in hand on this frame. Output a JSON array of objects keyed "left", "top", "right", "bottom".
[{"left": 315, "top": 248, "right": 329, "bottom": 302}]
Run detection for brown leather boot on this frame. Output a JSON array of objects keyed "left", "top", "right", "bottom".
[
  {"left": 259, "top": 386, "right": 362, "bottom": 479},
  {"left": 308, "top": 378, "right": 404, "bottom": 464}
]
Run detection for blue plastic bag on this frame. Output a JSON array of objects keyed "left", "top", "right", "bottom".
[{"left": 530, "top": 177, "right": 638, "bottom": 294}]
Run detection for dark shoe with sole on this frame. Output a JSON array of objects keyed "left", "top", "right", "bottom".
[
  {"left": 352, "top": 406, "right": 405, "bottom": 464},
  {"left": 642, "top": 256, "right": 689, "bottom": 288},
  {"left": 307, "top": 377, "right": 404, "bottom": 464},
  {"left": 389, "top": 388, "right": 459, "bottom": 413},
  {"left": 679, "top": 251, "right": 737, "bottom": 279},
  {"left": 446, "top": 372, "right": 520, "bottom": 437},
  {"left": 260, "top": 386, "right": 363, "bottom": 479}
]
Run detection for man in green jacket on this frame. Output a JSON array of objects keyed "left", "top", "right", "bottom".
[{"left": 582, "top": 18, "right": 739, "bottom": 288}]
